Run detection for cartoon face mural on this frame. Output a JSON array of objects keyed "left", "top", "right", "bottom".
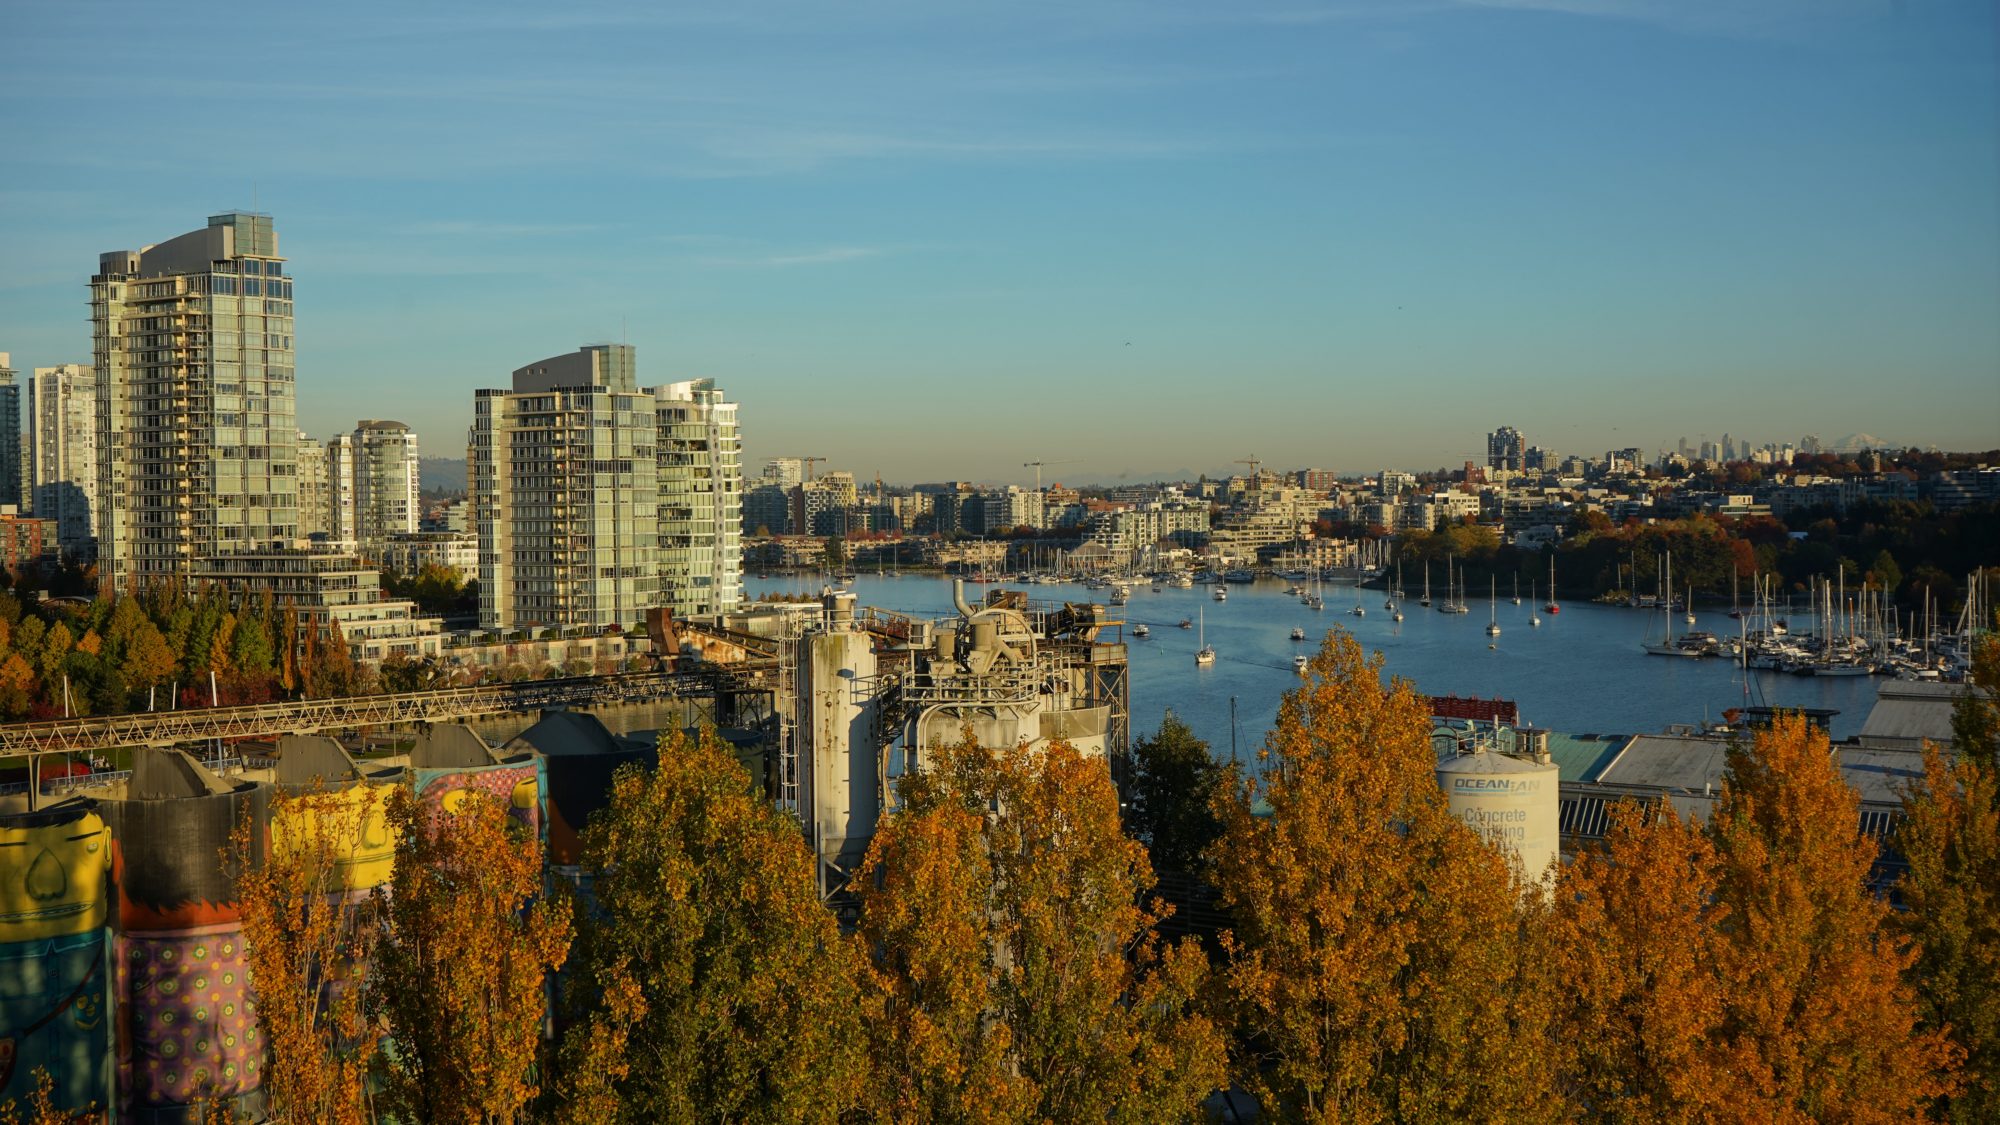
[
  {"left": 270, "top": 784, "right": 396, "bottom": 893},
  {"left": 0, "top": 805, "right": 112, "bottom": 1111},
  {"left": 414, "top": 764, "right": 540, "bottom": 837},
  {"left": 0, "top": 807, "right": 111, "bottom": 943}
]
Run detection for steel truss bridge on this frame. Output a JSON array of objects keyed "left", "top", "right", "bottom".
[{"left": 0, "top": 665, "right": 777, "bottom": 759}]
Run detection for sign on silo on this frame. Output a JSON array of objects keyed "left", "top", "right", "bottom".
[{"left": 1435, "top": 748, "right": 1560, "bottom": 883}]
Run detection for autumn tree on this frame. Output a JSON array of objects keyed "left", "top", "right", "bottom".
[
  {"left": 855, "top": 733, "right": 1225, "bottom": 1123},
  {"left": 1208, "top": 630, "right": 1554, "bottom": 1122},
  {"left": 369, "top": 787, "right": 572, "bottom": 1125},
  {"left": 1544, "top": 800, "right": 1736, "bottom": 1121},
  {"left": 233, "top": 786, "right": 386, "bottom": 1125},
  {"left": 1898, "top": 632, "right": 2000, "bottom": 1123},
  {"left": 553, "top": 728, "right": 867, "bottom": 1123},
  {"left": 1124, "top": 710, "right": 1224, "bottom": 876},
  {"left": 1707, "top": 714, "right": 1960, "bottom": 1121},
  {"left": 0, "top": 1066, "right": 93, "bottom": 1125}
]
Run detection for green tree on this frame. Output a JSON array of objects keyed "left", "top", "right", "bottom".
[
  {"left": 1708, "top": 715, "right": 1961, "bottom": 1120},
  {"left": 555, "top": 729, "right": 867, "bottom": 1123},
  {"left": 856, "top": 733, "right": 1224, "bottom": 1123},
  {"left": 1124, "top": 710, "right": 1224, "bottom": 875},
  {"left": 1209, "top": 630, "right": 1554, "bottom": 1122},
  {"left": 821, "top": 534, "right": 848, "bottom": 572},
  {"left": 230, "top": 614, "right": 274, "bottom": 676}
]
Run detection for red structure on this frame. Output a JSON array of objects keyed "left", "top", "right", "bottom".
[{"left": 1426, "top": 694, "right": 1520, "bottom": 725}]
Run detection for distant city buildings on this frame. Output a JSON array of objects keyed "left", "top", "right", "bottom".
[
  {"left": 348, "top": 420, "right": 421, "bottom": 552},
  {"left": 0, "top": 355, "right": 20, "bottom": 511},
  {"left": 91, "top": 211, "right": 298, "bottom": 594},
  {"left": 28, "top": 362, "right": 97, "bottom": 556},
  {"left": 1487, "top": 425, "right": 1525, "bottom": 473}
]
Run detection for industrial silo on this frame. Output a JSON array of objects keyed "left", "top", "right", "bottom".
[
  {"left": 408, "top": 724, "right": 540, "bottom": 837},
  {"left": 94, "top": 749, "right": 270, "bottom": 1123},
  {"left": 0, "top": 799, "right": 112, "bottom": 1112},
  {"left": 505, "top": 711, "right": 654, "bottom": 870},
  {"left": 1435, "top": 727, "right": 1560, "bottom": 883},
  {"left": 269, "top": 735, "right": 398, "bottom": 895}
]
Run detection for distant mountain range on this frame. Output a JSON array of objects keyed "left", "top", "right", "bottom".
[{"left": 420, "top": 457, "right": 467, "bottom": 493}]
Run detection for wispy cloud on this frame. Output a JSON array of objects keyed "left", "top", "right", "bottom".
[
  {"left": 1452, "top": 0, "right": 1888, "bottom": 38},
  {"left": 691, "top": 246, "right": 887, "bottom": 269},
  {"left": 400, "top": 220, "right": 606, "bottom": 238}
]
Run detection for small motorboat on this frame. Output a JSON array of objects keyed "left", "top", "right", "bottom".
[{"left": 1290, "top": 626, "right": 1306, "bottom": 641}]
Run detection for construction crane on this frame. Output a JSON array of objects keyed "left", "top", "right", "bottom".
[
  {"left": 1022, "top": 459, "right": 1078, "bottom": 496},
  {"left": 775, "top": 456, "right": 824, "bottom": 482}
]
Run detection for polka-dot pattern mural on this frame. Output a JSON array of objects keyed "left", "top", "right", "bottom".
[{"left": 118, "top": 925, "right": 261, "bottom": 1109}]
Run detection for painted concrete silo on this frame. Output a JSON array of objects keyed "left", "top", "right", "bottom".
[
  {"left": 1435, "top": 727, "right": 1560, "bottom": 883},
  {"left": 0, "top": 800, "right": 112, "bottom": 1112},
  {"left": 95, "top": 749, "right": 270, "bottom": 1121}
]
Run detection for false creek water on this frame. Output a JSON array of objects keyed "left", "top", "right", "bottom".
[{"left": 747, "top": 573, "right": 1886, "bottom": 762}]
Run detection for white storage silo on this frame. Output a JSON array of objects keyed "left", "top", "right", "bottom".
[{"left": 1436, "top": 730, "right": 1560, "bottom": 883}]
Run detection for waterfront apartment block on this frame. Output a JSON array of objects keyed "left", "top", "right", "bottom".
[
  {"left": 90, "top": 212, "right": 299, "bottom": 594},
  {"left": 29, "top": 363, "right": 99, "bottom": 557},
  {"left": 654, "top": 379, "right": 743, "bottom": 617},
  {"left": 471, "top": 347, "right": 744, "bottom": 631},
  {"left": 472, "top": 344, "right": 662, "bottom": 631}
]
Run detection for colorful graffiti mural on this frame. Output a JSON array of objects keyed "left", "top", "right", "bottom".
[
  {"left": 0, "top": 803, "right": 112, "bottom": 1112},
  {"left": 97, "top": 757, "right": 272, "bottom": 1123},
  {"left": 413, "top": 763, "right": 540, "bottom": 836}
]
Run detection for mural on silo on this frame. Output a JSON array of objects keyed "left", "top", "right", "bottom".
[
  {"left": 0, "top": 801, "right": 112, "bottom": 1113},
  {"left": 98, "top": 750, "right": 270, "bottom": 1123}
]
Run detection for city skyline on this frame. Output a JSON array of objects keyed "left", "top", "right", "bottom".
[{"left": 3, "top": 1, "right": 1996, "bottom": 480}]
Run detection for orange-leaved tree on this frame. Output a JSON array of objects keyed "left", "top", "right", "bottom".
[
  {"left": 1897, "top": 630, "right": 2000, "bottom": 1124},
  {"left": 553, "top": 728, "right": 867, "bottom": 1123},
  {"left": 1544, "top": 798, "right": 1736, "bottom": 1121},
  {"left": 1708, "top": 713, "right": 1961, "bottom": 1122},
  {"left": 854, "top": 732, "right": 1224, "bottom": 1124},
  {"left": 233, "top": 785, "right": 387, "bottom": 1125},
  {"left": 1208, "top": 629, "right": 1555, "bottom": 1123},
  {"left": 368, "top": 785, "right": 572, "bottom": 1125}
]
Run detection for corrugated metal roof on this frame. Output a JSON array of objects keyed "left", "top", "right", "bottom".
[
  {"left": 1598, "top": 734, "right": 1732, "bottom": 793},
  {"left": 1857, "top": 681, "right": 1973, "bottom": 750},
  {"left": 1543, "top": 732, "right": 1629, "bottom": 784}
]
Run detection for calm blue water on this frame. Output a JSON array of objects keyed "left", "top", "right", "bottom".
[{"left": 747, "top": 574, "right": 1882, "bottom": 760}]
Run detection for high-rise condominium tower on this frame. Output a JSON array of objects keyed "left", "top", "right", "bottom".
[
  {"left": 296, "top": 434, "right": 331, "bottom": 538},
  {"left": 91, "top": 212, "right": 298, "bottom": 593},
  {"left": 1487, "top": 425, "right": 1525, "bottom": 473},
  {"left": 29, "top": 363, "right": 99, "bottom": 556},
  {"left": 470, "top": 346, "right": 745, "bottom": 631},
  {"left": 0, "top": 355, "right": 19, "bottom": 510},
  {"left": 472, "top": 344, "right": 659, "bottom": 631},
  {"left": 347, "top": 420, "right": 420, "bottom": 552},
  {"left": 655, "top": 379, "right": 743, "bottom": 617}
]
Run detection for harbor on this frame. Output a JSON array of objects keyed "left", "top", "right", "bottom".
[{"left": 749, "top": 572, "right": 1897, "bottom": 760}]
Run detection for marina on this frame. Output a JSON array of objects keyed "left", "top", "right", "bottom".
[{"left": 749, "top": 573, "right": 1893, "bottom": 762}]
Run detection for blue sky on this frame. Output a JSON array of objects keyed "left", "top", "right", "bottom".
[{"left": 2, "top": 0, "right": 1995, "bottom": 484}]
